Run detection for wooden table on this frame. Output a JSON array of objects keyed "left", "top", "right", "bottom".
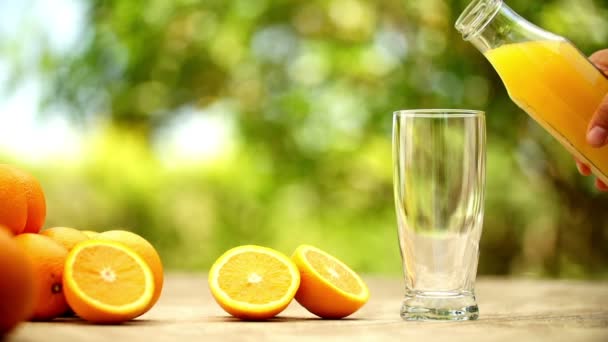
[{"left": 7, "top": 274, "right": 608, "bottom": 342}]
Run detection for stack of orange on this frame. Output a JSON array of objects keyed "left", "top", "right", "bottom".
[
  {"left": 1, "top": 163, "right": 369, "bottom": 330},
  {"left": 208, "top": 244, "right": 370, "bottom": 320},
  {"left": 0, "top": 164, "right": 164, "bottom": 334}
]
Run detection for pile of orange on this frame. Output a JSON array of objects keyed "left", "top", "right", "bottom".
[
  {"left": 0, "top": 164, "right": 164, "bottom": 334},
  {"left": 208, "top": 244, "right": 370, "bottom": 320},
  {"left": 1, "top": 163, "right": 369, "bottom": 332}
]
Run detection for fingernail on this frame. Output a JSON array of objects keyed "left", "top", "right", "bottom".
[
  {"left": 596, "top": 179, "right": 608, "bottom": 192},
  {"left": 587, "top": 126, "right": 608, "bottom": 147},
  {"left": 576, "top": 160, "right": 592, "bottom": 176},
  {"left": 576, "top": 162, "right": 585, "bottom": 175}
]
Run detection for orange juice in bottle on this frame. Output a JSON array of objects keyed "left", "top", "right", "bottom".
[{"left": 456, "top": 0, "right": 608, "bottom": 184}]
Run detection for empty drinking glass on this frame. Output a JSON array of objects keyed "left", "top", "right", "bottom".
[{"left": 393, "top": 109, "right": 486, "bottom": 321}]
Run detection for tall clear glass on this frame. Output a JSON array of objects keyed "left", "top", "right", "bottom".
[{"left": 393, "top": 109, "right": 486, "bottom": 321}]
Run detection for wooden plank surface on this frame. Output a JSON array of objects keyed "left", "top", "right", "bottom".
[{"left": 6, "top": 274, "right": 608, "bottom": 342}]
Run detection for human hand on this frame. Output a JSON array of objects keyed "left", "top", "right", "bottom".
[{"left": 578, "top": 49, "right": 608, "bottom": 191}]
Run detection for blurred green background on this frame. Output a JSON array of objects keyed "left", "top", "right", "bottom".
[{"left": 0, "top": 0, "right": 607, "bottom": 278}]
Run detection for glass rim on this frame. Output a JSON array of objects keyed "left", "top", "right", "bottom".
[{"left": 393, "top": 109, "right": 485, "bottom": 118}]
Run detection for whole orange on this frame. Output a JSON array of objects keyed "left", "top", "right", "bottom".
[
  {"left": 81, "top": 230, "right": 99, "bottom": 238},
  {"left": 13, "top": 233, "right": 69, "bottom": 320},
  {"left": 3, "top": 165, "right": 47, "bottom": 234},
  {"left": 0, "top": 166, "right": 28, "bottom": 235},
  {"left": 0, "top": 227, "right": 36, "bottom": 333},
  {"left": 40, "top": 227, "right": 89, "bottom": 251}
]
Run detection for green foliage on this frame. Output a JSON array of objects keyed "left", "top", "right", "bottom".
[{"left": 2, "top": 0, "right": 608, "bottom": 277}]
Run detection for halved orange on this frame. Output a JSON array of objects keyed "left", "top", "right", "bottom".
[
  {"left": 292, "top": 245, "right": 370, "bottom": 319},
  {"left": 93, "top": 230, "right": 164, "bottom": 310},
  {"left": 208, "top": 245, "right": 300, "bottom": 320},
  {"left": 63, "top": 240, "right": 155, "bottom": 323}
]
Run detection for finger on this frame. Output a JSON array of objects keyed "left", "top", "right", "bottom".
[
  {"left": 587, "top": 93, "right": 608, "bottom": 148},
  {"left": 595, "top": 178, "right": 608, "bottom": 192},
  {"left": 589, "top": 49, "right": 608, "bottom": 73},
  {"left": 575, "top": 160, "right": 592, "bottom": 176}
]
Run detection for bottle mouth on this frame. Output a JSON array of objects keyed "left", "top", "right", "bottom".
[{"left": 455, "top": 0, "right": 503, "bottom": 40}]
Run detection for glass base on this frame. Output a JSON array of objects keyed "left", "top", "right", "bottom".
[{"left": 400, "top": 291, "right": 479, "bottom": 321}]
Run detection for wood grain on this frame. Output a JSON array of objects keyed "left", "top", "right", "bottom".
[{"left": 6, "top": 274, "right": 608, "bottom": 342}]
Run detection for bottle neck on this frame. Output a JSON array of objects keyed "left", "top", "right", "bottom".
[{"left": 455, "top": 0, "right": 560, "bottom": 53}]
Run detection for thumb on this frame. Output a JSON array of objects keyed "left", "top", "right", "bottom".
[
  {"left": 590, "top": 50, "right": 608, "bottom": 74},
  {"left": 587, "top": 50, "right": 608, "bottom": 147},
  {"left": 588, "top": 93, "right": 608, "bottom": 148}
]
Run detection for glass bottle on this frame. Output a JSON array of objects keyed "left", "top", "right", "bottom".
[{"left": 456, "top": 0, "right": 608, "bottom": 185}]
